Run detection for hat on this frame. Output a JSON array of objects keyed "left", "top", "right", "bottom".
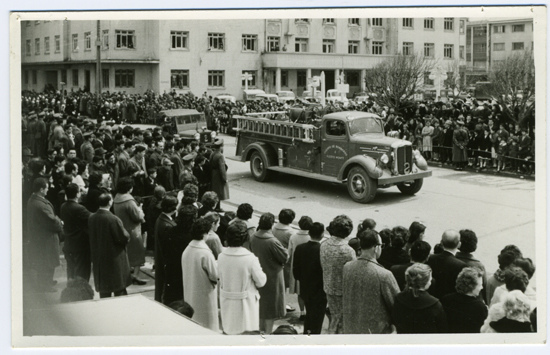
[
  {"left": 94, "top": 147, "right": 106, "bottom": 155},
  {"left": 213, "top": 138, "right": 224, "bottom": 148},
  {"left": 457, "top": 120, "right": 465, "bottom": 125},
  {"left": 182, "top": 154, "right": 195, "bottom": 163},
  {"left": 22, "top": 147, "right": 32, "bottom": 156},
  {"left": 445, "top": 120, "right": 453, "bottom": 126},
  {"left": 83, "top": 131, "right": 93, "bottom": 138},
  {"left": 162, "top": 157, "right": 174, "bottom": 166}
]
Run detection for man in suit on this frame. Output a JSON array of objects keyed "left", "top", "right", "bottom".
[
  {"left": 390, "top": 240, "right": 431, "bottom": 291},
  {"left": 60, "top": 183, "right": 92, "bottom": 282},
  {"left": 153, "top": 196, "right": 178, "bottom": 303},
  {"left": 518, "top": 129, "right": 532, "bottom": 159},
  {"left": 88, "top": 193, "right": 132, "bottom": 298},
  {"left": 426, "top": 230, "right": 467, "bottom": 299},
  {"left": 293, "top": 222, "right": 326, "bottom": 334}
]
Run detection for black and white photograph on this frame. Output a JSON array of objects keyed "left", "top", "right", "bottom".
[{"left": 7, "top": 3, "right": 547, "bottom": 352}]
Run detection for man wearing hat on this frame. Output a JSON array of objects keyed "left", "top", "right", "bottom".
[
  {"left": 157, "top": 157, "right": 175, "bottom": 192},
  {"left": 179, "top": 153, "right": 198, "bottom": 190},
  {"left": 81, "top": 132, "right": 95, "bottom": 164},
  {"left": 452, "top": 119, "right": 469, "bottom": 171},
  {"left": 210, "top": 139, "right": 229, "bottom": 209}
]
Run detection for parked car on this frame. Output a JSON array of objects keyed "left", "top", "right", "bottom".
[
  {"left": 156, "top": 109, "right": 217, "bottom": 144},
  {"left": 276, "top": 91, "right": 296, "bottom": 103},
  {"left": 326, "top": 89, "right": 350, "bottom": 107},
  {"left": 243, "top": 89, "right": 267, "bottom": 101},
  {"left": 215, "top": 93, "right": 237, "bottom": 104},
  {"left": 255, "top": 94, "right": 280, "bottom": 102}
]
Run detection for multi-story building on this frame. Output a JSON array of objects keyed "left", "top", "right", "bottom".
[
  {"left": 465, "top": 18, "right": 534, "bottom": 83},
  {"left": 21, "top": 18, "right": 467, "bottom": 100}
]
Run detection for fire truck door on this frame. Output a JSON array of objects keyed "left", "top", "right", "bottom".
[{"left": 321, "top": 119, "right": 349, "bottom": 177}]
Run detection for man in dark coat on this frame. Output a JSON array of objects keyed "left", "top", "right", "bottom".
[
  {"left": 179, "top": 153, "right": 199, "bottom": 190},
  {"left": 88, "top": 193, "right": 132, "bottom": 298},
  {"left": 60, "top": 183, "right": 92, "bottom": 282},
  {"left": 26, "top": 177, "right": 64, "bottom": 292},
  {"left": 154, "top": 196, "right": 178, "bottom": 303},
  {"left": 157, "top": 158, "right": 175, "bottom": 192},
  {"left": 441, "top": 120, "right": 454, "bottom": 164},
  {"left": 452, "top": 120, "right": 469, "bottom": 170},
  {"left": 210, "top": 139, "right": 229, "bottom": 207},
  {"left": 34, "top": 114, "right": 47, "bottom": 158},
  {"left": 292, "top": 222, "right": 327, "bottom": 334},
  {"left": 80, "top": 132, "right": 95, "bottom": 164},
  {"left": 426, "top": 230, "right": 467, "bottom": 300},
  {"left": 390, "top": 240, "right": 431, "bottom": 291}
]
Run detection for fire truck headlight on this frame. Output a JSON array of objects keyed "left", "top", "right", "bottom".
[{"left": 380, "top": 153, "right": 390, "bottom": 165}]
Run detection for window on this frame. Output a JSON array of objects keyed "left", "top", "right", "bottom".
[
  {"left": 102, "top": 69, "right": 109, "bottom": 88},
  {"left": 241, "top": 70, "right": 257, "bottom": 87},
  {"left": 424, "top": 18, "right": 434, "bottom": 29},
  {"left": 25, "top": 40, "right": 31, "bottom": 56},
  {"left": 493, "top": 43, "right": 505, "bottom": 51},
  {"left": 424, "top": 43, "right": 434, "bottom": 57},
  {"left": 24, "top": 71, "right": 28, "bottom": 85},
  {"left": 403, "top": 42, "right": 414, "bottom": 56},
  {"left": 208, "top": 70, "right": 224, "bottom": 87},
  {"left": 459, "top": 45, "right": 464, "bottom": 59},
  {"left": 297, "top": 70, "right": 307, "bottom": 87},
  {"left": 102, "top": 30, "right": 109, "bottom": 49},
  {"left": 61, "top": 70, "right": 67, "bottom": 84},
  {"left": 116, "top": 30, "right": 135, "bottom": 49},
  {"left": 295, "top": 19, "right": 310, "bottom": 23},
  {"left": 281, "top": 70, "right": 288, "bottom": 87},
  {"left": 115, "top": 69, "right": 135, "bottom": 88},
  {"left": 512, "top": 24, "right": 525, "bottom": 32},
  {"left": 466, "top": 53, "right": 471, "bottom": 61},
  {"left": 72, "top": 70, "right": 79, "bottom": 86},
  {"left": 326, "top": 120, "right": 346, "bottom": 136},
  {"left": 474, "top": 43, "right": 486, "bottom": 53},
  {"left": 349, "top": 18, "right": 360, "bottom": 26},
  {"left": 444, "top": 18, "right": 454, "bottom": 31},
  {"left": 44, "top": 37, "right": 50, "bottom": 54},
  {"left": 403, "top": 18, "right": 413, "bottom": 28},
  {"left": 372, "top": 18, "right": 383, "bottom": 27},
  {"left": 424, "top": 72, "right": 434, "bottom": 86},
  {"left": 34, "top": 38, "right": 40, "bottom": 55},
  {"left": 32, "top": 70, "right": 37, "bottom": 85},
  {"left": 208, "top": 33, "right": 225, "bottom": 51},
  {"left": 72, "top": 34, "right": 78, "bottom": 51},
  {"left": 170, "top": 31, "right": 188, "bottom": 50},
  {"left": 295, "top": 38, "right": 308, "bottom": 53},
  {"left": 372, "top": 41, "right": 383, "bottom": 55},
  {"left": 348, "top": 40, "right": 359, "bottom": 54},
  {"left": 323, "top": 18, "right": 335, "bottom": 24},
  {"left": 474, "top": 27, "right": 487, "bottom": 37},
  {"left": 84, "top": 32, "right": 92, "bottom": 50},
  {"left": 346, "top": 71, "right": 359, "bottom": 86},
  {"left": 512, "top": 42, "right": 524, "bottom": 50},
  {"left": 55, "top": 35, "right": 60, "bottom": 52},
  {"left": 460, "top": 20, "right": 465, "bottom": 33},
  {"left": 444, "top": 44, "right": 454, "bottom": 59},
  {"left": 493, "top": 25, "right": 506, "bottom": 33},
  {"left": 267, "top": 36, "right": 280, "bottom": 52},
  {"left": 323, "top": 39, "right": 335, "bottom": 53},
  {"left": 171, "top": 69, "right": 189, "bottom": 88},
  {"left": 25, "top": 21, "right": 31, "bottom": 27},
  {"left": 242, "top": 34, "right": 257, "bottom": 52}
]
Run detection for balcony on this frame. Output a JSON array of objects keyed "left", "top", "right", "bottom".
[{"left": 262, "top": 52, "right": 394, "bottom": 70}]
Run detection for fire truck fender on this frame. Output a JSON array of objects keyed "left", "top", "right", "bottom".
[
  {"left": 242, "top": 142, "right": 278, "bottom": 167},
  {"left": 338, "top": 155, "right": 384, "bottom": 181}
]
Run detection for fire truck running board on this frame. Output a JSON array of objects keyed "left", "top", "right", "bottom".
[
  {"left": 227, "top": 155, "right": 242, "bottom": 162},
  {"left": 266, "top": 166, "right": 342, "bottom": 183}
]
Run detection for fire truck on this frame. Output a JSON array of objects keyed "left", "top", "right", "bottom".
[{"left": 233, "top": 110, "right": 432, "bottom": 203}]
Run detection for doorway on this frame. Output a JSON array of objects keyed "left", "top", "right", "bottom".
[
  {"left": 322, "top": 70, "right": 335, "bottom": 93},
  {"left": 45, "top": 71, "right": 58, "bottom": 90},
  {"left": 85, "top": 70, "right": 91, "bottom": 92}
]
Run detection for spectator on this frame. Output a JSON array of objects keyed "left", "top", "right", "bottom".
[
  {"left": 228, "top": 203, "right": 255, "bottom": 249},
  {"left": 378, "top": 226, "right": 410, "bottom": 270},
  {"left": 486, "top": 245, "right": 523, "bottom": 304},
  {"left": 272, "top": 208, "right": 296, "bottom": 313},
  {"left": 320, "top": 215, "right": 356, "bottom": 334},
  {"left": 293, "top": 222, "right": 327, "bottom": 334},
  {"left": 181, "top": 218, "right": 219, "bottom": 331},
  {"left": 167, "top": 300, "right": 195, "bottom": 319},
  {"left": 349, "top": 218, "right": 376, "bottom": 257},
  {"left": 343, "top": 230, "right": 400, "bottom": 334},
  {"left": 198, "top": 191, "right": 218, "bottom": 217},
  {"left": 249, "top": 212, "right": 288, "bottom": 334},
  {"left": 218, "top": 221, "right": 266, "bottom": 335},
  {"left": 60, "top": 277, "right": 94, "bottom": 303},
  {"left": 146, "top": 185, "right": 166, "bottom": 251},
  {"left": 406, "top": 221, "right": 426, "bottom": 253},
  {"left": 203, "top": 212, "right": 224, "bottom": 259},
  {"left": 287, "top": 215, "right": 313, "bottom": 321},
  {"left": 481, "top": 290, "right": 532, "bottom": 333},
  {"left": 455, "top": 229, "right": 488, "bottom": 302},
  {"left": 153, "top": 195, "right": 177, "bottom": 303},
  {"left": 391, "top": 240, "right": 432, "bottom": 291},
  {"left": 490, "top": 265, "right": 535, "bottom": 308},
  {"left": 441, "top": 267, "right": 488, "bottom": 333}
]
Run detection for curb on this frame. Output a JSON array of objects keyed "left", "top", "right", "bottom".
[{"left": 427, "top": 161, "right": 535, "bottom": 181}]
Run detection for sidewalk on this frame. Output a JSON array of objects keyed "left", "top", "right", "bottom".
[{"left": 427, "top": 160, "right": 535, "bottom": 180}]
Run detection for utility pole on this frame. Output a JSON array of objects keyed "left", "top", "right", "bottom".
[{"left": 96, "top": 20, "right": 102, "bottom": 100}]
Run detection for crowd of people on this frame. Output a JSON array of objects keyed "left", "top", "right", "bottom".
[{"left": 20, "top": 88, "right": 537, "bottom": 335}]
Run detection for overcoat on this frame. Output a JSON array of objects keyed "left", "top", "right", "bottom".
[
  {"left": 26, "top": 193, "right": 63, "bottom": 270},
  {"left": 218, "top": 247, "right": 267, "bottom": 334},
  {"left": 272, "top": 222, "right": 294, "bottom": 287},
  {"left": 113, "top": 193, "right": 146, "bottom": 267},
  {"left": 210, "top": 150, "right": 230, "bottom": 200},
  {"left": 181, "top": 239, "right": 220, "bottom": 331},
  {"left": 250, "top": 229, "right": 288, "bottom": 319},
  {"left": 154, "top": 213, "right": 176, "bottom": 303},
  {"left": 88, "top": 209, "right": 132, "bottom": 293},
  {"left": 287, "top": 230, "right": 310, "bottom": 294},
  {"left": 452, "top": 128, "right": 469, "bottom": 162},
  {"left": 392, "top": 289, "right": 448, "bottom": 334}
]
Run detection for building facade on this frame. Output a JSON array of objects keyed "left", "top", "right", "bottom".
[{"left": 22, "top": 17, "right": 468, "bottom": 100}]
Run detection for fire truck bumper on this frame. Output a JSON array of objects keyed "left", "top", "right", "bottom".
[{"left": 377, "top": 170, "right": 432, "bottom": 185}]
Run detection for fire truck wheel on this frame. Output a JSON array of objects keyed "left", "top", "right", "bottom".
[
  {"left": 397, "top": 178, "right": 424, "bottom": 195},
  {"left": 250, "top": 151, "right": 272, "bottom": 182},
  {"left": 347, "top": 167, "right": 377, "bottom": 203}
]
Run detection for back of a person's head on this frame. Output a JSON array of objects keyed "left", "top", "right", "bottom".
[
  {"left": 201, "top": 191, "right": 219, "bottom": 210},
  {"left": 379, "top": 228, "right": 392, "bottom": 247},
  {"left": 358, "top": 229, "right": 379, "bottom": 250},
  {"left": 278, "top": 208, "right": 296, "bottom": 225},
  {"left": 410, "top": 240, "right": 431, "bottom": 263},
  {"left": 258, "top": 212, "right": 275, "bottom": 230},
  {"left": 327, "top": 215, "right": 353, "bottom": 239},
  {"left": 97, "top": 193, "right": 112, "bottom": 207},
  {"left": 88, "top": 172, "right": 102, "bottom": 187},
  {"left": 153, "top": 185, "right": 166, "bottom": 200},
  {"left": 504, "top": 266, "right": 529, "bottom": 293},
  {"left": 298, "top": 215, "right": 313, "bottom": 231},
  {"left": 271, "top": 325, "right": 298, "bottom": 335},
  {"left": 405, "top": 263, "right": 432, "bottom": 295},
  {"left": 498, "top": 251, "right": 520, "bottom": 270},
  {"left": 161, "top": 196, "right": 178, "bottom": 213},
  {"left": 455, "top": 267, "right": 483, "bottom": 295},
  {"left": 190, "top": 217, "right": 212, "bottom": 240},
  {"left": 512, "top": 257, "right": 536, "bottom": 280},
  {"left": 60, "top": 277, "right": 94, "bottom": 303},
  {"left": 177, "top": 204, "right": 198, "bottom": 226},
  {"left": 65, "top": 183, "right": 80, "bottom": 200},
  {"left": 116, "top": 177, "right": 134, "bottom": 194},
  {"left": 225, "top": 221, "right": 248, "bottom": 247},
  {"left": 441, "top": 229, "right": 460, "bottom": 250},
  {"left": 357, "top": 218, "right": 376, "bottom": 236},
  {"left": 458, "top": 229, "right": 478, "bottom": 253},
  {"left": 309, "top": 222, "right": 325, "bottom": 240},
  {"left": 502, "top": 290, "right": 531, "bottom": 322},
  {"left": 236, "top": 203, "right": 253, "bottom": 220},
  {"left": 183, "top": 183, "right": 199, "bottom": 201},
  {"left": 390, "top": 226, "right": 408, "bottom": 249},
  {"left": 167, "top": 299, "right": 194, "bottom": 318},
  {"left": 408, "top": 221, "right": 426, "bottom": 244},
  {"left": 500, "top": 244, "right": 523, "bottom": 259}
]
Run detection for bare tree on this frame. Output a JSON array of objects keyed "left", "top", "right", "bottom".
[
  {"left": 444, "top": 59, "right": 467, "bottom": 95},
  {"left": 488, "top": 50, "right": 535, "bottom": 125},
  {"left": 364, "top": 54, "right": 435, "bottom": 112}
]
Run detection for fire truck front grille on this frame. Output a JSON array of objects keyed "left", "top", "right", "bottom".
[{"left": 396, "top": 145, "right": 413, "bottom": 175}]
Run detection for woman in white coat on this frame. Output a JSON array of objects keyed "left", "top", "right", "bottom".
[
  {"left": 218, "top": 221, "right": 267, "bottom": 335},
  {"left": 181, "top": 218, "right": 219, "bottom": 331}
]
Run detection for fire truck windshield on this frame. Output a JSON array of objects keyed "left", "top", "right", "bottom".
[{"left": 348, "top": 117, "right": 384, "bottom": 135}]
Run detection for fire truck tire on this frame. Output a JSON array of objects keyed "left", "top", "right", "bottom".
[
  {"left": 397, "top": 178, "right": 424, "bottom": 195},
  {"left": 347, "top": 167, "right": 377, "bottom": 203},
  {"left": 250, "top": 151, "right": 272, "bottom": 182}
]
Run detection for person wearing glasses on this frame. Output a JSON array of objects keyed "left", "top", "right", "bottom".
[{"left": 342, "top": 230, "right": 400, "bottom": 334}]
